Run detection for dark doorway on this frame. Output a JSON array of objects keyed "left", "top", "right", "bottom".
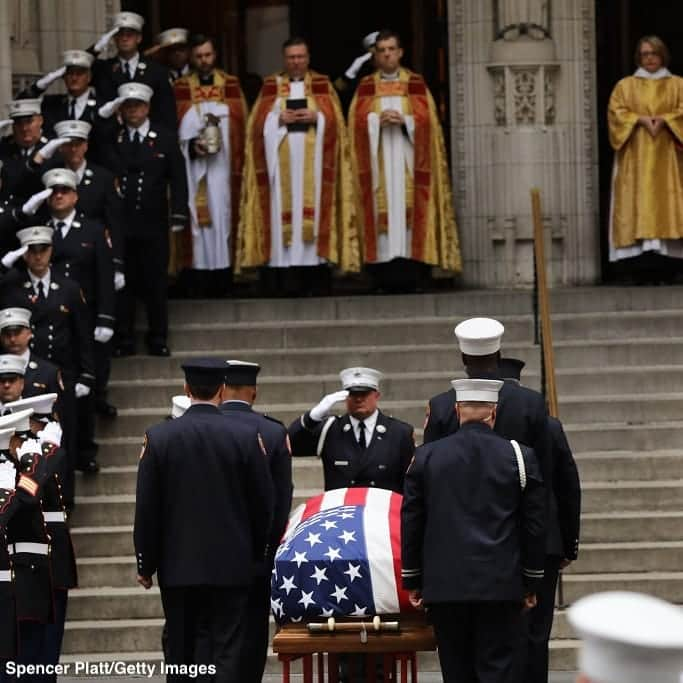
[
  {"left": 595, "top": 0, "right": 683, "bottom": 280},
  {"left": 289, "top": 0, "right": 450, "bottom": 128}
]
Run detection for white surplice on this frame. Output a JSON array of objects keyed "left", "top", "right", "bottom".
[
  {"left": 366, "top": 72, "right": 416, "bottom": 263},
  {"left": 178, "top": 100, "right": 232, "bottom": 269},
  {"left": 263, "top": 79, "right": 326, "bottom": 267}
]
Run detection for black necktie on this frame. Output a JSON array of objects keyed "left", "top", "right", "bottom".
[
  {"left": 37, "top": 281, "right": 46, "bottom": 301},
  {"left": 68, "top": 98, "right": 76, "bottom": 119},
  {"left": 358, "top": 421, "right": 366, "bottom": 450},
  {"left": 123, "top": 61, "right": 131, "bottom": 79},
  {"left": 55, "top": 221, "right": 65, "bottom": 242}
]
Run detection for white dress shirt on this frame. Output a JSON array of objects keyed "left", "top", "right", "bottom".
[
  {"left": 51, "top": 209, "right": 77, "bottom": 239},
  {"left": 127, "top": 119, "right": 150, "bottom": 142},
  {"left": 349, "top": 409, "right": 379, "bottom": 447},
  {"left": 119, "top": 52, "right": 140, "bottom": 78},
  {"left": 29, "top": 269, "right": 51, "bottom": 298}
]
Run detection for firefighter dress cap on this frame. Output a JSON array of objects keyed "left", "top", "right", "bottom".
[
  {"left": 17, "top": 226, "right": 53, "bottom": 247},
  {"left": 568, "top": 591, "right": 683, "bottom": 683},
  {"left": 454, "top": 317, "right": 505, "bottom": 356},
  {"left": 117, "top": 82, "right": 153, "bottom": 103},
  {"left": 0, "top": 355, "right": 26, "bottom": 377},
  {"left": 498, "top": 357, "right": 526, "bottom": 382},
  {"left": 4, "top": 394, "right": 58, "bottom": 421},
  {"left": 452, "top": 378, "right": 503, "bottom": 403},
  {"left": 225, "top": 360, "right": 261, "bottom": 386},
  {"left": 114, "top": 11, "right": 145, "bottom": 32},
  {"left": 339, "top": 367, "right": 382, "bottom": 392},
  {"left": 159, "top": 28, "right": 189, "bottom": 48},
  {"left": 0, "top": 427, "right": 15, "bottom": 452},
  {"left": 54, "top": 120, "right": 91, "bottom": 140},
  {"left": 171, "top": 395, "right": 191, "bottom": 419},
  {"left": 8, "top": 99, "right": 42, "bottom": 119},
  {"left": 42, "top": 167, "right": 78, "bottom": 190},
  {"left": 63, "top": 50, "right": 94, "bottom": 69},
  {"left": 0, "top": 308, "right": 31, "bottom": 331},
  {"left": 181, "top": 358, "right": 226, "bottom": 385},
  {"left": 0, "top": 409, "right": 34, "bottom": 434},
  {"left": 363, "top": 31, "right": 380, "bottom": 51}
]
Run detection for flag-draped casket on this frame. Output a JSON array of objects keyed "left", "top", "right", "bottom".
[{"left": 271, "top": 488, "right": 413, "bottom": 624}]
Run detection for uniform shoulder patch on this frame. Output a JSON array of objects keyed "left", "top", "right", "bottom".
[
  {"left": 257, "top": 432, "right": 267, "bottom": 456},
  {"left": 139, "top": 434, "right": 148, "bottom": 461},
  {"left": 285, "top": 433, "right": 292, "bottom": 456}
]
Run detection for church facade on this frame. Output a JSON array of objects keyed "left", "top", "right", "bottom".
[{"left": 0, "top": 0, "right": 648, "bottom": 288}]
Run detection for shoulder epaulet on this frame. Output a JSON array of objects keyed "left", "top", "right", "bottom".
[{"left": 261, "top": 413, "right": 285, "bottom": 428}]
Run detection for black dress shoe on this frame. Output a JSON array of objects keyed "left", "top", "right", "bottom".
[
  {"left": 148, "top": 344, "right": 171, "bottom": 357},
  {"left": 95, "top": 399, "right": 118, "bottom": 418},
  {"left": 76, "top": 459, "right": 100, "bottom": 474},
  {"left": 113, "top": 344, "right": 136, "bottom": 358}
]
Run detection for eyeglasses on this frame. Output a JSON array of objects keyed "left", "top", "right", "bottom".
[{"left": 639, "top": 51, "right": 660, "bottom": 58}]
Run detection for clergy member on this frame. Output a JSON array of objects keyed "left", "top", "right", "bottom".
[
  {"left": 174, "top": 34, "right": 248, "bottom": 297},
  {"left": 237, "top": 37, "right": 359, "bottom": 294},
  {"left": 607, "top": 35, "right": 683, "bottom": 284},
  {"left": 349, "top": 29, "right": 461, "bottom": 291}
]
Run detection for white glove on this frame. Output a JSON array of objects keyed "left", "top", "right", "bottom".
[
  {"left": 1, "top": 245, "right": 28, "bottom": 269},
  {"left": 94, "top": 326, "right": 114, "bottom": 343},
  {"left": 344, "top": 52, "right": 372, "bottom": 79},
  {"left": 16, "top": 439, "right": 41, "bottom": 461},
  {"left": 98, "top": 97, "right": 126, "bottom": 120},
  {"left": 170, "top": 224, "right": 185, "bottom": 233},
  {"left": 114, "top": 271, "right": 126, "bottom": 291},
  {"left": 21, "top": 188, "right": 53, "bottom": 216},
  {"left": 37, "top": 421, "right": 62, "bottom": 447},
  {"left": 309, "top": 390, "right": 349, "bottom": 422},
  {"left": 75, "top": 383, "right": 91, "bottom": 398},
  {"left": 0, "top": 119, "right": 13, "bottom": 137},
  {"left": 35, "top": 137, "right": 71, "bottom": 161},
  {"left": 94, "top": 26, "right": 119, "bottom": 54},
  {"left": 0, "top": 461, "right": 16, "bottom": 490},
  {"left": 36, "top": 66, "right": 67, "bottom": 91}
]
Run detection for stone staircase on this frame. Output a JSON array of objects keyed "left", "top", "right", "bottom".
[{"left": 61, "top": 287, "right": 683, "bottom": 675}]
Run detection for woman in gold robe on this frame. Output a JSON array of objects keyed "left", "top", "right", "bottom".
[{"left": 608, "top": 35, "right": 683, "bottom": 282}]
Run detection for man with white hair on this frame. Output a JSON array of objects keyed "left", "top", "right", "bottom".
[{"left": 402, "top": 377, "right": 546, "bottom": 683}]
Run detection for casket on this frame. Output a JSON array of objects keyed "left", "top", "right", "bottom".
[{"left": 271, "top": 488, "right": 413, "bottom": 624}]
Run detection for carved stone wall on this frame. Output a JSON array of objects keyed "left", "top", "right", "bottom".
[{"left": 447, "top": 0, "right": 599, "bottom": 287}]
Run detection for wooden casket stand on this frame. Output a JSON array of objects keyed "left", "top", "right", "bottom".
[{"left": 272, "top": 613, "right": 436, "bottom": 682}]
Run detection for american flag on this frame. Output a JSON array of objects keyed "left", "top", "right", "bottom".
[{"left": 271, "top": 487, "right": 412, "bottom": 624}]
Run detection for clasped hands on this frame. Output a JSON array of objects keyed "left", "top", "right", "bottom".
[
  {"left": 279, "top": 108, "right": 318, "bottom": 126},
  {"left": 639, "top": 115, "right": 666, "bottom": 137},
  {"left": 380, "top": 109, "right": 405, "bottom": 127}
]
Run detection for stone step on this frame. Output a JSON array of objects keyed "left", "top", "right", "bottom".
[
  {"left": 563, "top": 421, "right": 683, "bottom": 453},
  {"left": 70, "top": 525, "right": 134, "bottom": 558},
  {"left": 132, "top": 310, "right": 683, "bottom": 352},
  {"left": 108, "top": 338, "right": 683, "bottom": 381},
  {"left": 105, "top": 365, "right": 683, "bottom": 409},
  {"left": 580, "top": 512, "right": 683, "bottom": 543},
  {"left": 567, "top": 541, "right": 683, "bottom": 574},
  {"left": 574, "top": 450, "right": 683, "bottom": 481},
  {"left": 563, "top": 571, "right": 683, "bottom": 604},
  {"left": 95, "top": 395, "right": 683, "bottom": 440},
  {"left": 158, "top": 287, "right": 683, "bottom": 325}
]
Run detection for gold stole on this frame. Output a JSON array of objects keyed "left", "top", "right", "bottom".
[
  {"left": 373, "top": 74, "right": 414, "bottom": 234},
  {"left": 278, "top": 74, "right": 318, "bottom": 247}
]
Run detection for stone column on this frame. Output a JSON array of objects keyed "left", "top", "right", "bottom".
[
  {"left": 0, "top": 0, "right": 12, "bottom": 102},
  {"left": 447, "top": 0, "right": 599, "bottom": 287}
]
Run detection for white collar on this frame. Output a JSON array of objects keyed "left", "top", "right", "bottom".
[
  {"left": 634, "top": 67, "right": 671, "bottom": 80},
  {"left": 222, "top": 400, "right": 251, "bottom": 406},
  {"left": 73, "top": 160, "right": 87, "bottom": 183},
  {"left": 349, "top": 409, "right": 379, "bottom": 444},
  {"left": 128, "top": 119, "right": 150, "bottom": 140},
  {"left": 69, "top": 89, "right": 90, "bottom": 104},
  {"left": 380, "top": 70, "right": 400, "bottom": 80},
  {"left": 52, "top": 209, "right": 77, "bottom": 230},
  {"left": 120, "top": 52, "right": 140, "bottom": 69},
  {"left": 29, "top": 268, "right": 51, "bottom": 292},
  {"left": 19, "top": 349, "right": 30, "bottom": 365}
]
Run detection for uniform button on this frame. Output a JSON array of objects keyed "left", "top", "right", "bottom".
[
  {"left": 370, "top": 481, "right": 375, "bottom": 486},
  {"left": 350, "top": 480, "right": 355, "bottom": 485},
  {"left": 48, "top": 325, "right": 53, "bottom": 331},
  {"left": 48, "top": 335, "right": 53, "bottom": 340}
]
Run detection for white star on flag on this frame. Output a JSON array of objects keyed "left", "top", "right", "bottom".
[
  {"left": 280, "top": 575, "right": 297, "bottom": 595},
  {"left": 321, "top": 520, "right": 337, "bottom": 530},
  {"left": 310, "top": 566, "right": 329, "bottom": 585},
  {"left": 338, "top": 530, "right": 356, "bottom": 544},
  {"left": 331, "top": 584, "right": 349, "bottom": 604},
  {"left": 291, "top": 616, "right": 303, "bottom": 623},
  {"left": 343, "top": 563, "right": 362, "bottom": 582},
  {"left": 351, "top": 604, "right": 368, "bottom": 616},
  {"left": 298, "top": 590, "right": 316, "bottom": 608},
  {"left": 321, "top": 607, "right": 335, "bottom": 617},
  {"left": 270, "top": 597, "right": 283, "bottom": 617},
  {"left": 340, "top": 512, "right": 354, "bottom": 519},
  {"left": 293, "top": 551, "right": 308, "bottom": 567},
  {"left": 305, "top": 532, "right": 322, "bottom": 547},
  {"left": 324, "top": 546, "right": 342, "bottom": 561}
]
